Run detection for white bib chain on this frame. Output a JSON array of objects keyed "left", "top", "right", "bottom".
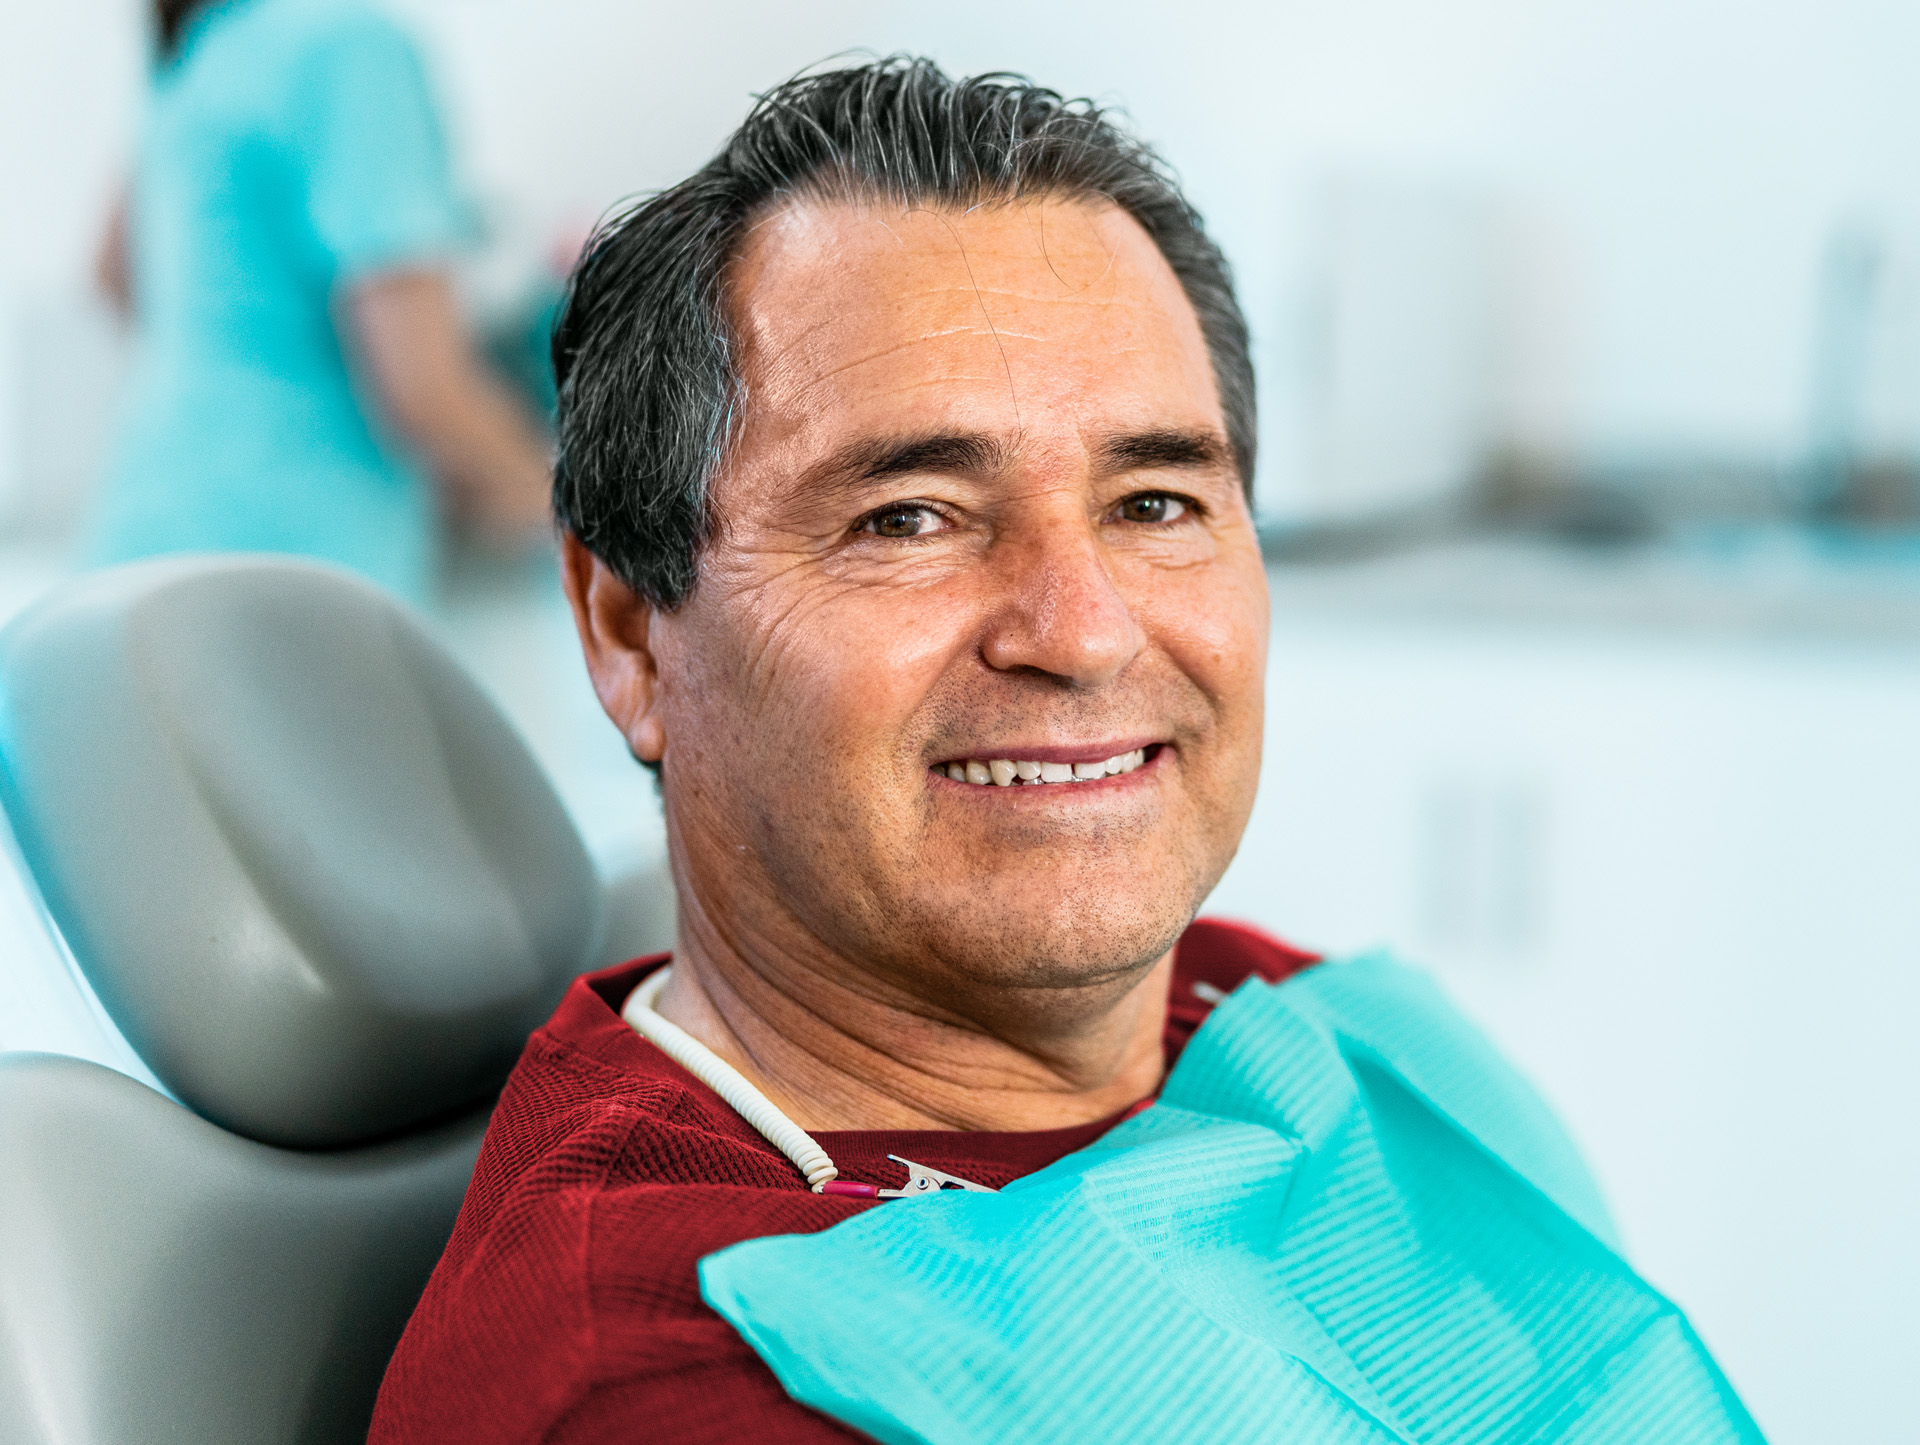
[{"left": 623, "top": 966, "right": 841, "bottom": 1191}]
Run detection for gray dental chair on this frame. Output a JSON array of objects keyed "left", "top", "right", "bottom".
[{"left": 0, "top": 556, "right": 645, "bottom": 1444}]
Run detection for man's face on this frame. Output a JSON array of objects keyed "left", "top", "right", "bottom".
[{"left": 620, "top": 197, "right": 1266, "bottom": 1018}]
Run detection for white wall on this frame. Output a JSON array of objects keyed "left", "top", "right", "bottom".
[
  {"left": 0, "top": 0, "right": 140, "bottom": 305},
  {"left": 0, "top": 0, "right": 141, "bottom": 530}
]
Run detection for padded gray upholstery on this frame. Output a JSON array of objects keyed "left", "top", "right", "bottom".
[
  {"left": 0, "top": 1053, "right": 485, "bottom": 1445},
  {"left": 0, "top": 556, "right": 603, "bottom": 1147},
  {"left": 0, "top": 556, "right": 621, "bottom": 1442}
]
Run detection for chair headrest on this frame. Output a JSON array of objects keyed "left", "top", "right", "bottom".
[{"left": 0, "top": 557, "right": 604, "bottom": 1148}]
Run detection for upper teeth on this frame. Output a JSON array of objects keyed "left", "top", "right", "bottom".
[{"left": 941, "top": 749, "right": 1148, "bottom": 786}]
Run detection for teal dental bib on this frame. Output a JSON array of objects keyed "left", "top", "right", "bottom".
[{"left": 700, "top": 955, "right": 1763, "bottom": 1444}]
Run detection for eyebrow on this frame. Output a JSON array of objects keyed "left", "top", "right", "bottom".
[
  {"left": 797, "top": 432, "right": 1009, "bottom": 498},
  {"left": 857, "top": 433, "right": 1007, "bottom": 481},
  {"left": 1095, "top": 428, "right": 1231, "bottom": 474}
]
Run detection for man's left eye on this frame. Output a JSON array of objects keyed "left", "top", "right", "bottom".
[
  {"left": 862, "top": 505, "right": 942, "bottom": 538},
  {"left": 1113, "top": 493, "right": 1190, "bottom": 525}
]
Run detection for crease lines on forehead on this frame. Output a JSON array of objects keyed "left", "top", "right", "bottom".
[
  {"left": 807, "top": 325, "right": 1007, "bottom": 384},
  {"left": 915, "top": 205, "right": 1022, "bottom": 426}
]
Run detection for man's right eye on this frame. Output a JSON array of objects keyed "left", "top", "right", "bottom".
[{"left": 861, "top": 505, "right": 941, "bottom": 538}]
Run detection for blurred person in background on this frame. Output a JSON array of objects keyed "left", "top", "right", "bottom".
[{"left": 90, "top": 0, "right": 553, "bottom": 605}]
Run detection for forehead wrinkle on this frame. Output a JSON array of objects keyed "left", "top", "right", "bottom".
[
  {"left": 775, "top": 371, "right": 1024, "bottom": 430},
  {"left": 844, "top": 373, "right": 1031, "bottom": 402},
  {"left": 739, "top": 248, "right": 1169, "bottom": 402},
  {"left": 909, "top": 280, "right": 1134, "bottom": 309},
  {"left": 795, "top": 326, "right": 1002, "bottom": 388},
  {"left": 732, "top": 309, "right": 846, "bottom": 392},
  {"left": 754, "top": 296, "right": 1153, "bottom": 393},
  {"left": 780, "top": 306, "right": 1171, "bottom": 399}
]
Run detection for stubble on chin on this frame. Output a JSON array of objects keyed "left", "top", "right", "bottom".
[{"left": 738, "top": 748, "right": 1225, "bottom": 1014}]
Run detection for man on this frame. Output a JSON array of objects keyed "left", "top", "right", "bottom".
[{"left": 373, "top": 59, "right": 1758, "bottom": 1444}]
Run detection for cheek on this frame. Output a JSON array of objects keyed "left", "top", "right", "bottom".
[
  {"left": 666, "top": 572, "right": 980, "bottom": 771},
  {"left": 1137, "top": 553, "right": 1269, "bottom": 724}
]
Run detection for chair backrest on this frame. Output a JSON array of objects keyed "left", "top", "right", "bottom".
[
  {"left": 0, "top": 1054, "right": 487, "bottom": 1445},
  {"left": 0, "top": 556, "right": 608, "bottom": 1443}
]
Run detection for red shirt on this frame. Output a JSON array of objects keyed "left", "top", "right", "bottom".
[{"left": 370, "top": 919, "right": 1315, "bottom": 1444}]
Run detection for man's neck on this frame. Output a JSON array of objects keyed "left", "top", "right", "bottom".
[{"left": 650, "top": 908, "right": 1174, "bottom": 1134}]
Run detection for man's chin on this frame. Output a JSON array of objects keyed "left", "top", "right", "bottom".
[{"left": 871, "top": 873, "right": 1203, "bottom": 999}]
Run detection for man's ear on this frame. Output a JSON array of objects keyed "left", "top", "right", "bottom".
[{"left": 560, "top": 532, "right": 667, "bottom": 764}]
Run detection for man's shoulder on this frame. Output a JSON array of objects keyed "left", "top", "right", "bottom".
[
  {"left": 461, "top": 958, "right": 810, "bottom": 1223},
  {"left": 372, "top": 962, "right": 856, "bottom": 1441},
  {"left": 444, "top": 1011, "right": 861, "bottom": 1322}
]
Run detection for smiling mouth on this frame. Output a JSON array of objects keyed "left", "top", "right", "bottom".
[{"left": 933, "top": 745, "right": 1159, "bottom": 788}]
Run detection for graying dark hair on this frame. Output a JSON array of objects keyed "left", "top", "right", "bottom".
[{"left": 551, "top": 56, "right": 1255, "bottom": 607}]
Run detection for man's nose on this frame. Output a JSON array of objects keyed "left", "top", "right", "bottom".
[{"left": 978, "top": 523, "right": 1146, "bottom": 688}]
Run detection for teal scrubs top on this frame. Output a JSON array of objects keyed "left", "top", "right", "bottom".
[{"left": 92, "top": 0, "right": 471, "bottom": 604}]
